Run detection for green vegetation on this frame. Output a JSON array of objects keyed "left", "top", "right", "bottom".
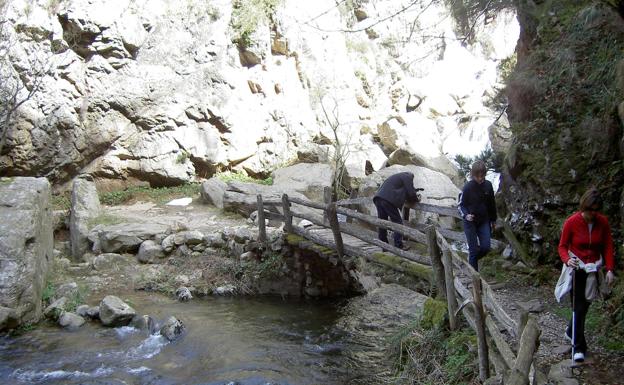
[
  {"left": 454, "top": 146, "right": 504, "bottom": 179},
  {"left": 215, "top": 170, "right": 273, "bottom": 185},
  {"left": 389, "top": 301, "right": 478, "bottom": 384},
  {"left": 99, "top": 183, "right": 201, "bottom": 206},
  {"left": 87, "top": 214, "right": 125, "bottom": 229},
  {"left": 175, "top": 150, "right": 190, "bottom": 164},
  {"left": 231, "top": 0, "right": 282, "bottom": 47},
  {"left": 51, "top": 193, "right": 71, "bottom": 210},
  {"left": 41, "top": 282, "right": 56, "bottom": 303},
  {"left": 445, "top": 0, "right": 515, "bottom": 43}
]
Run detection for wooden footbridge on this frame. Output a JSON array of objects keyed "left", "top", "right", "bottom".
[{"left": 254, "top": 188, "right": 545, "bottom": 385}]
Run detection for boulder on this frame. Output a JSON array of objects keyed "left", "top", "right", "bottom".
[
  {"left": 59, "top": 312, "right": 86, "bottom": 329},
  {"left": 137, "top": 240, "right": 165, "bottom": 264},
  {"left": 99, "top": 295, "right": 136, "bottom": 327},
  {"left": 0, "top": 177, "right": 53, "bottom": 330},
  {"left": 200, "top": 177, "right": 227, "bottom": 208},
  {"left": 130, "top": 314, "right": 156, "bottom": 333},
  {"left": 92, "top": 253, "right": 128, "bottom": 271},
  {"left": 271, "top": 163, "right": 332, "bottom": 202},
  {"left": 44, "top": 297, "right": 68, "bottom": 320},
  {"left": 69, "top": 175, "right": 101, "bottom": 261},
  {"left": 175, "top": 287, "right": 193, "bottom": 302},
  {"left": 160, "top": 316, "right": 185, "bottom": 341},
  {"left": 89, "top": 223, "right": 169, "bottom": 253}
]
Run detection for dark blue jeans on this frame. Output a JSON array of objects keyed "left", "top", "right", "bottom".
[
  {"left": 374, "top": 198, "right": 404, "bottom": 248},
  {"left": 463, "top": 219, "right": 491, "bottom": 271}
]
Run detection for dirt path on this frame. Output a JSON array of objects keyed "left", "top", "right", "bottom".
[{"left": 488, "top": 274, "right": 624, "bottom": 384}]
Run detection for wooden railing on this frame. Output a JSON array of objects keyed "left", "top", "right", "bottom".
[{"left": 255, "top": 191, "right": 543, "bottom": 384}]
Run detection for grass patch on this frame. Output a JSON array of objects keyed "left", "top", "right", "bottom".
[
  {"left": 51, "top": 193, "right": 71, "bottom": 210},
  {"left": 88, "top": 214, "right": 125, "bottom": 229},
  {"left": 99, "top": 183, "right": 201, "bottom": 206},
  {"left": 41, "top": 282, "right": 56, "bottom": 304},
  {"left": 389, "top": 313, "right": 478, "bottom": 385},
  {"left": 215, "top": 171, "right": 272, "bottom": 185}
]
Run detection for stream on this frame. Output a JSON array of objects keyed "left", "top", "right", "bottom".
[{"left": 0, "top": 286, "right": 422, "bottom": 385}]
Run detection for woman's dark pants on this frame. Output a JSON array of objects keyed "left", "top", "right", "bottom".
[{"left": 568, "top": 269, "right": 590, "bottom": 354}]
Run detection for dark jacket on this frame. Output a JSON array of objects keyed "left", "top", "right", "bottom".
[
  {"left": 458, "top": 179, "right": 497, "bottom": 224},
  {"left": 373, "top": 172, "right": 419, "bottom": 209}
]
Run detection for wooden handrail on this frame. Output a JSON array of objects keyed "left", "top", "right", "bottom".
[{"left": 254, "top": 192, "right": 538, "bottom": 382}]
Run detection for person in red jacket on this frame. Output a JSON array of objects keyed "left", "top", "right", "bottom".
[{"left": 558, "top": 187, "right": 616, "bottom": 362}]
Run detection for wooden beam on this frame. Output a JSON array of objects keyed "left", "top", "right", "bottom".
[
  {"left": 506, "top": 317, "right": 540, "bottom": 385},
  {"left": 336, "top": 206, "right": 428, "bottom": 244},
  {"left": 257, "top": 194, "right": 266, "bottom": 244},
  {"left": 472, "top": 273, "right": 490, "bottom": 381},
  {"left": 282, "top": 194, "right": 293, "bottom": 233},
  {"left": 405, "top": 201, "right": 462, "bottom": 219},
  {"left": 442, "top": 247, "right": 458, "bottom": 330},
  {"left": 327, "top": 203, "right": 344, "bottom": 258},
  {"left": 427, "top": 226, "right": 446, "bottom": 299}
]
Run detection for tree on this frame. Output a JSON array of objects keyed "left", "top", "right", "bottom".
[{"left": 0, "top": 5, "right": 46, "bottom": 156}]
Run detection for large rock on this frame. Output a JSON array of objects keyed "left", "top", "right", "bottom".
[
  {"left": 0, "top": 177, "right": 53, "bottom": 330},
  {"left": 89, "top": 223, "right": 170, "bottom": 253},
  {"left": 99, "top": 295, "right": 136, "bottom": 327},
  {"left": 70, "top": 175, "right": 102, "bottom": 260},
  {"left": 200, "top": 177, "right": 227, "bottom": 208},
  {"left": 272, "top": 163, "right": 332, "bottom": 201}
]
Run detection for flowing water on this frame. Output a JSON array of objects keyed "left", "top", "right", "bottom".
[{"left": 0, "top": 289, "right": 415, "bottom": 385}]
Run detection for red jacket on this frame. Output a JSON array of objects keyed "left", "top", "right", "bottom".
[{"left": 558, "top": 211, "right": 615, "bottom": 272}]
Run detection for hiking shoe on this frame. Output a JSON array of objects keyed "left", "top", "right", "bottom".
[{"left": 573, "top": 352, "right": 585, "bottom": 362}]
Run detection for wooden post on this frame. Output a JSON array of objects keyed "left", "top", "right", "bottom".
[
  {"left": 282, "top": 194, "right": 293, "bottom": 233},
  {"left": 427, "top": 226, "right": 446, "bottom": 299},
  {"left": 472, "top": 273, "right": 490, "bottom": 381},
  {"left": 327, "top": 202, "right": 344, "bottom": 258},
  {"left": 323, "top": 186, "right": 332, "bottom": 225},
  {"left": 441, "top": 247, "right": 458, "bottom": 330},
  {"left": 518, "top": 310, "right": 529, "bottom": 338},
  {"left": 506, "top": 317, "right": 541, "bottom": 385},
  {"left": 257, "top": 194, "right": 266, "bottom": 245}
]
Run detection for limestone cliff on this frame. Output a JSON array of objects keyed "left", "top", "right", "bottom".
[{"left": 0, "top": 0, "right": 517, "bottom": 190}]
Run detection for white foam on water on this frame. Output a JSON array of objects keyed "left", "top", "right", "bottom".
[
  {"left": 12, "top": 366, "right": 114, "bottom": 383},
  {"left": 126, "top": 334, "right": 168, "bottom": 359},
  {"left": 115, "top": 325, "right": 139, "bottom": 338},
  {"left": 127, "top": 366, "right": 151, "bottom": 374}
]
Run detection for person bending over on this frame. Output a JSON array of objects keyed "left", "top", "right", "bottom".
[{"left": 373, "top": 171, "right": 420, "bottom": 250}]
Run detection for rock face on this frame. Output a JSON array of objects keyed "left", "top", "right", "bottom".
[
  {"left": 0, "top": 177, "right": 53, "bottom": 330},
  {"left": 70, "top": 175, "right": 101, "bottom": 260},
  {"left": 501, "top": 2, "right": 624, "bottom": 263},
  {"left": 0, "top": 0, "right": 517, "bottom": 189},
  {"left": 99, "top": 295, "right": 136, "bottom": 326}
]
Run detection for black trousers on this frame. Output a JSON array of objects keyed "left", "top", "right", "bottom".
[
  {"left": 374, "top": 198, "right": 404, "bottom": 248},
  {"left": 568, "top": 269, "right": 590, "bottom": 354}
]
